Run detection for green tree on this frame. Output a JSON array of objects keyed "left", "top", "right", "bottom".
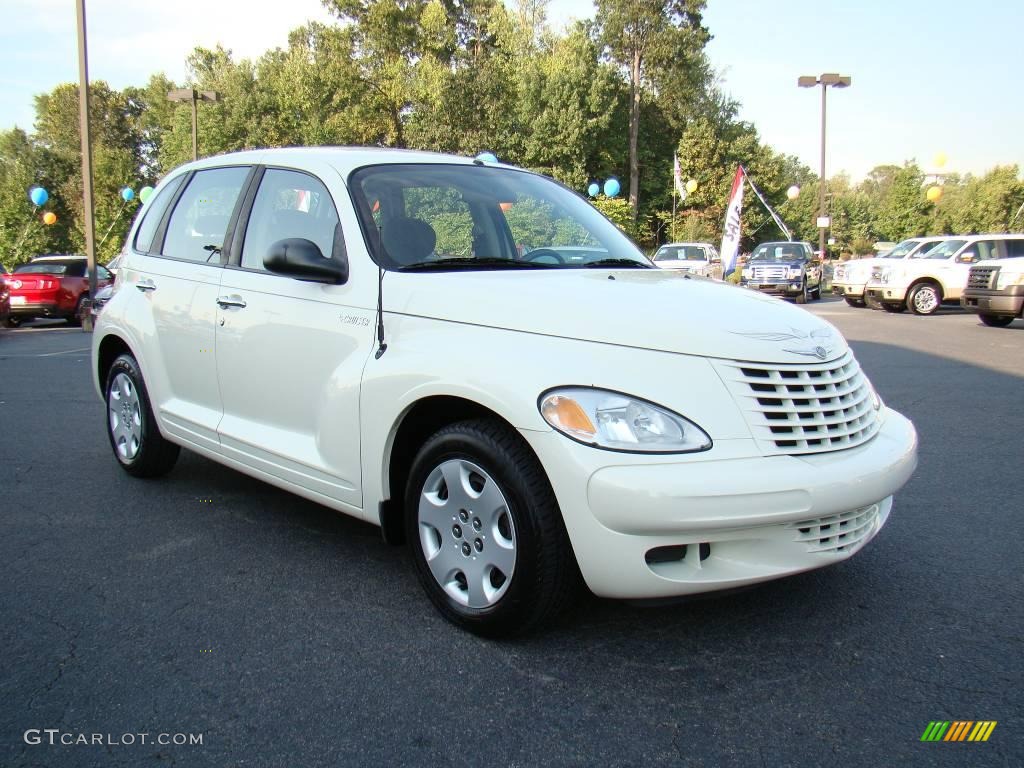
[
  {"left": 595, "top": 0, "right": 708, "bottom": 216},
  {"left": 874, "top": 162, "right": 931, "bottom": 241}
]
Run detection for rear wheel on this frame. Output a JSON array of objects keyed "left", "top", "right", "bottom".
[
  {"left": 67, "top": 295, "right": 87, "bottom": 327},
  {"left": 405, "top": 418, "right": 577, "bottom": 636},
  {"left": 979, "top": 313, "right": 1014, "bottom": 328},
  {"left": 105, "top": 353, "right": 179, "bottom": 477},
  {"left": 908, "top": 282, "right": 942, "bottom": 315},
  {"left": 4, "top": 316, "right": 22, "bottom": 328}
]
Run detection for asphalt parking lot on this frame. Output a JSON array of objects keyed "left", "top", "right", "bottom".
[{"left": 1, "top": 299, "right": 1021, "bottom": 767}]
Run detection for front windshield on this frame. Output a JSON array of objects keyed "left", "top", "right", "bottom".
[
  {"left": 880, "top": 239, "right": 921, "bottom": 259},
  {"left": 348, "top": 164, "right": 650, "bottom": 271},
  {"left": 912, "top": 239, "right": 966, "bottom": 259},
  {"left": 749, "top": 243, "right": 808, "bottom": 262},
  {"left": 654, "top": 245, "right": 707, "bottom": 262}
]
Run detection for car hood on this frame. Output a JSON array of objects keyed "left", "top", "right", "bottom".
[{"left": 388, "top": 269, "right": 847, "bottom": 364}]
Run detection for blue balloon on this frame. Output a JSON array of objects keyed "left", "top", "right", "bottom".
[
  {"left": 29, "top": 186, "right": 48, "bottom": 206},
  {"left": 121, "top": 187, "right": 135, "bottom": 202},
  {"left": 587, "top": 183, "right": 600, "bottom": 197},
  {"left": 603, "top": 178, "right": 621, "bottom": 198},
  {"left": 475, "top": 151, "right": 498, "bottom": 164}
]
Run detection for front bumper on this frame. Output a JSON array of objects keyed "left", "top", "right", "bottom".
[
  {"left": 521, "top": 409, "right": 917, "bottom": 599},
  {"left": 742, "top": 281, "right": 805, "bottom": 298},
  {"left": 865, "top": 284, "right": 909, "bottom": 303},
  {"left": 960, "top": 286, "right": 1024, "bottom": 317},
  {"left": 832, "top": 282, "right": 865, "bottom": 298}
]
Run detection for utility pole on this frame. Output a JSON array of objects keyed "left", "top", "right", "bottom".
[
  {"left": 167, "top": 89, "right": 222, "bottom": 161},
  {"left": 75, "top": 0, "right": 97, "bottom": 309},
  {"left": 798, "top": 73, "right": 851, "bottom": 260}
]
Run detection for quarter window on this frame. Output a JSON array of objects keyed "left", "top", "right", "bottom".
[
  {"left": 161, "top": 167, "right": 249, "bottom": 263},
  {"left": 133, "top": 174, "right": 185, "bottom": 254},
  {"left": 241, "top": 169, "right": 339, "bottom": 270}
]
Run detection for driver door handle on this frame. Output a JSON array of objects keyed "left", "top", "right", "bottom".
[
  {"left": 216, "top": 294, "right": 247, "bottom": 309},
  {"left": 136, "top": 278, "right": 156, "bottom": 292}
]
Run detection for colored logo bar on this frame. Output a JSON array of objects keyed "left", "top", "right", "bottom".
[{"left": 920, "top": 721, "right": 997, "bottom": 742}]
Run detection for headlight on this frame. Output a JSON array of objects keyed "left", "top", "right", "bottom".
[
  {"left": 787, "top": 267, "right": 802, "bottom": 279},
  {"left": 539, "top": 387, "right": 712, "bottom": 453},
  {"left": 878, "top": 266, "right": 899, "bottom": 284},
  {"left": 741, "top": 268, "right": 752, "bottom": 278},
  {"left": 996, "top": 270, "right": 1024, "bottom": 290}
]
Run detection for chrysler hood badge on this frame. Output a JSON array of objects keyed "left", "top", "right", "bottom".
[{"left": 731, "top": 327, "right": 836, "bottom": 361}]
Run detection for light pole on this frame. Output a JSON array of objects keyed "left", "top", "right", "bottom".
[
  {"left": 798, "top": 73, "right": 851, "bottom": 260},
  {"left": 167, "top": 88, "right": 221, "bottom": 161},
  {"left": 76, "top": 0, "right": 98, "bottom": 312}
]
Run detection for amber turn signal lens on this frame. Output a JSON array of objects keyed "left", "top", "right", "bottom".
[{"left": 541, "top": 396, "right": 596, "bottom": 439}]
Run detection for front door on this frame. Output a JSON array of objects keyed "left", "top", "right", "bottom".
[{"left": 214, "top": 166, "right": 373, "bottom": 510}]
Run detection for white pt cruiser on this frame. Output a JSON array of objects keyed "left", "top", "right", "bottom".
[{"left": 92, "top": 148, "right": 918, "bottom": 635}]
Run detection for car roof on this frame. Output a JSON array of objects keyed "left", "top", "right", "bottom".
[
  {"left": 659, "top": 242, "right": 714, "bottom": 248},
  {"left": 182, "top": 146, "right": 486, "bottom": 177},
  {"left": 31, "top": 254, "right": 86, "bottom": 261}
]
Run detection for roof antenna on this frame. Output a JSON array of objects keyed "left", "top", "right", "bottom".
[{"left": 374, "top": 222, "right": 387, "bottom": 359}]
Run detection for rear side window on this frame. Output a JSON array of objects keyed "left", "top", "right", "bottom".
[
  {"left": 162, "top": 167, "right": 249, "bottom": 263},
  {"left": 241, "top": 169, "right": 339, "bottom": 270},
  {"left": 1005, "top": 240, "right": 1024, "bottom": 258},
  {"left": 133, "top": 175, "right": 185, "bottom": 254}
]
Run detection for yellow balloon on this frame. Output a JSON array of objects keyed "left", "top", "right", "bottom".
[
  {"left": 42, "top": 211, "right": 57, "bottom": 225},
  {"left": 685, "top": 179, "right": 698, "bottom": 194},
  {"left": 933, "top": 152, "right": 947, "bottom": 169},
  {"left": 926, "top": 185, "right": 942, "bottom": 203}
]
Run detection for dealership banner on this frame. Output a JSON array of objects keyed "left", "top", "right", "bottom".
[{"left": 720, "top": 166, "right": 745, "bottom": 277}]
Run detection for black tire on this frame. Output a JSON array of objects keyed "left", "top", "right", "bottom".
[
  {"left": 979, "top": 313, "right": 1014, "bottom": 328},
  {"left": 67, "top": 295, "right": 87, "bottom": 327},
  {"left": 907, "top": 282, "right": 942, "bottom": 315},
  {"left": 844, "top": 297, "right": 866, "bottom": 308},
  {"left": 405, "top": 418, "right": 578, "bottom": 636},
  {"left": 104, "top": 353, "right": 179, "bottom": 478},
  {"left": 4, "top": 316, "right": 22, "bottom": 328},
  {"left": 794, "top": 285, "right": 808, "bottom": 304},
  {"left": 882, "top": 302, "right": 906, "bottom": 313},
  {"left": 810, "top": 284, "right": 822, "bottom": 300}
]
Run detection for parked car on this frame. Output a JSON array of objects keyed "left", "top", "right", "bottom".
[
  {"left": 741, "top": 241, "right": 822, "bottom": 303},
  {"left": 652, "top": 242, "right": 719, "bottom": 277},
  {"left": 960, "top": 252, "right": 1024, "bottom": 326},
  {"left": 865, "top": 234, "right": 1024, "bottom": 315},
  {"left": 4, "top": 255, "right": 113, "bottom": 326},
  {"left": 92, "top": 148, "right": 917, "bottom": 635},
  {"left": 832, "top": 237, "right": 948, "bottom": 307}
]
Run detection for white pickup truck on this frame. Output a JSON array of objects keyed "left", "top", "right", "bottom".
[
  {"left": 961, "top": 254, "right": 1024, "bottom": 326},
  {"left": 832, "top": 237, "right": 946, "bottom": 308},
  {"left": 865, "top": 234, "right": 1024, "bottom": 315},
  {"left": 91, "top": 148, "right": 918, "bottom": 635}
]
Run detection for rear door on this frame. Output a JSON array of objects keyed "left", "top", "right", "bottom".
[
  {"left": 214, "top": 164, "right": 372, "bottom": 509},
  {"left": 126, "top": 166, "right": 252, "bottom": 450}
]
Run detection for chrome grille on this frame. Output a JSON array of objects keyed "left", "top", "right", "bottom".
[
  {"left": 790, "top": 504, "right": 880, "bottom": 553},
  {"left": 967, "top": 265, "right": 998, "bottom": 290},
  {"left": 714, "top": 350, "right": 881, "bottom": 455},
  {"left": 750, "top": 265, "right": 788, "bottom": 282}
]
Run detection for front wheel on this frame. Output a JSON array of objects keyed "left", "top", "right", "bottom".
[
  {"left": 105, "top": 353, "right": 180, "bottom": 477},
  {"left": 908, "top": 282, "right": 942, "bottom": 315},
  {"left": 882, "top": 302, "right": 906, "bottom": 313},
  {"left": 844, "top": 297, "right": 866, "bottom": 308},
  {"left": 794, "top": 285, "right": 808, "bottom": 304},
  {"left": 405, "top": 418, "right": 577, "bottom": 636},
  {"left": 979, "top": 313, "right": 1014, "bottom": 328}
]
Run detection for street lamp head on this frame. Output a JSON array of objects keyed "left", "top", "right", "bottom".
[
  {"left": 199, "top": 91, "right": 221, "bottom": 103},
  {"left": 818, "top": 73, "right": 852, "bottom": 88},
  {"left": 797, "top": 75, "right": 818, "bottom": 88}
]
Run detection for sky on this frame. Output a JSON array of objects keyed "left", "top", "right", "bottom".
[{"left": 1, "top": 0, "right": 1021, "bottom": 181}]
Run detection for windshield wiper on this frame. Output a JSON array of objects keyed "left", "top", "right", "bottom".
[
  {"left": 582, "top": 258, "right": 652, "bottom": 269},
  {"left": 399, "top": 257, "right": 558, "bottom": 272}
]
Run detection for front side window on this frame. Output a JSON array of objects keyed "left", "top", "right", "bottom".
[
  {"left": 241, "top": 169, "right": 340, "bottom": 271},
  {"left": 349, "top": 164, "right": 649, "bottom": 271},
  {"left": 912, "top": 239, "right": 965, "bottom": 259},
  {"left": 162, "top": 167, "right": 249, "bottom": 263},
  {"left": 133, "top": 174, "right": 185, "bottom": 254}
]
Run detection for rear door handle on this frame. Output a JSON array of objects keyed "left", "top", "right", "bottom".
[
  {"left": 136, "top": 278, "right": 156, "bottom": 292},
  {"left": 216, "top": 294, "right": 247, "bottom": 309}
]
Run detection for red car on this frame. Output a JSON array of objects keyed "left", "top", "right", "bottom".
[
  {"left": 4, "top": 255, "right": 112, "bottom": 327},
  {"left": 0, "top": 275, "right": 9, "bottom": 326}
]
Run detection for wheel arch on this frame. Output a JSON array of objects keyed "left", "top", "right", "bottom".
[
  {"left": 908, "top": 275, "right": 944, "bottom": 299},
  {"left": 379, "top": 395, "right": 539, "bottom": 546},
  {"left": 96, "top": 333, "right": 136, "bottom": 393}
]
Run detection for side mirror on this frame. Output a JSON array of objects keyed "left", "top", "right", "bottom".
[{"left": 264, "top": 239, "right": 348, "bottom": 284}]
